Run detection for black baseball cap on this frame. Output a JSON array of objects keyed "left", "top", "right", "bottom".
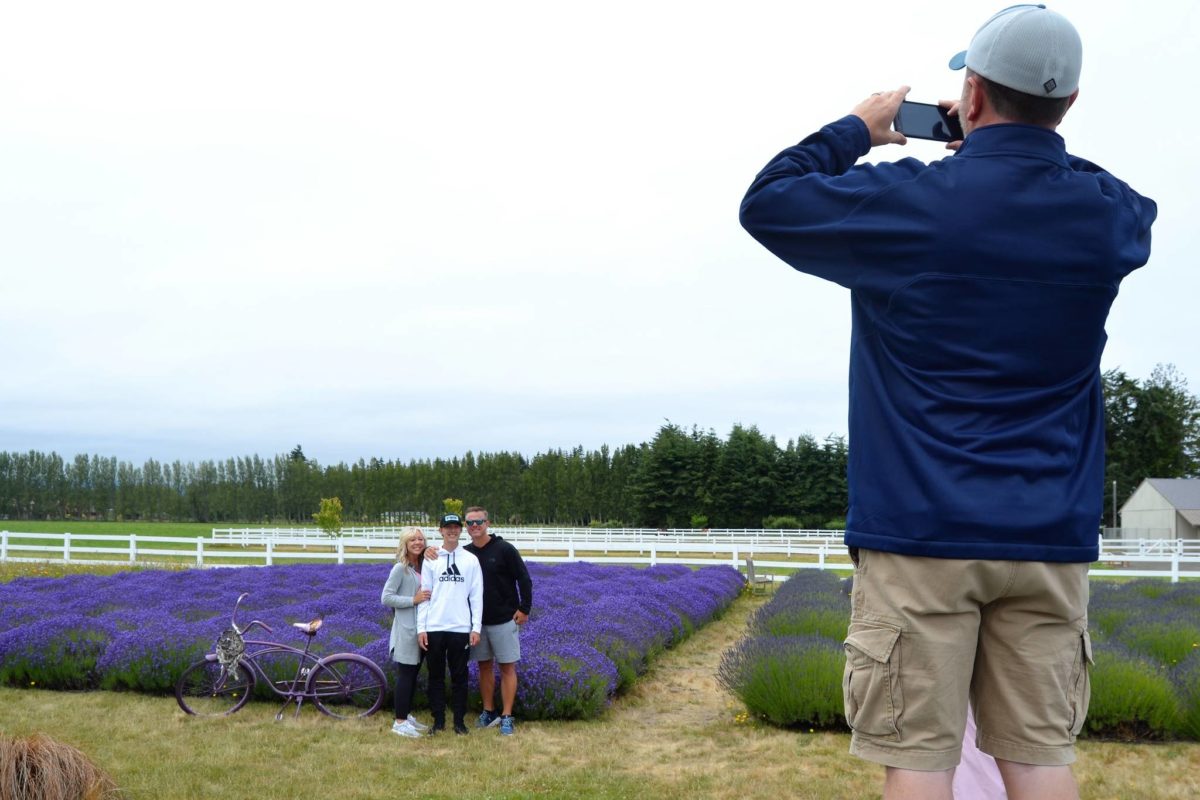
[{"left": 439, "top": 513, "right": 463, "bottom": 528}]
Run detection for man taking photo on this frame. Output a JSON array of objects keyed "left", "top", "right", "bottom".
[{"left": 740, "top": 5, "right": 1156, "bottom": 799}]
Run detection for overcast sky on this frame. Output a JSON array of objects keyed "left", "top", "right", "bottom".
[{"left": 2, "top": 1, "right": 1196, "bottom": 467}]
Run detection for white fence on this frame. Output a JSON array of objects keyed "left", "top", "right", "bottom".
[
  {"left": 210, "top": 525, "right": 842, "bottom": 549},
  {"left": 3, "top": 529, "right": 1199, "bottom": 581}
]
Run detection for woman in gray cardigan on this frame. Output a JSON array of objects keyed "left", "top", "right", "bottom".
[{"left": 381, "top": 526, "right": 432, "bottom": 737}]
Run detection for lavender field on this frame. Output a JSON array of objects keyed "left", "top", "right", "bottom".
[
  {"left": 0, "top": 561, "right": 744, "bottom": 719},
  {"left": 720, "top": 572, "right": 1200, "bottom": 741}
]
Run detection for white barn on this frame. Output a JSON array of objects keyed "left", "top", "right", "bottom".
[{"left": 1118, "top": 478, "right": 1200, "bottom": 541}]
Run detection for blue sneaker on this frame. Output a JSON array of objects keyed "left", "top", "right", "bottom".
[
  {"left": 478, "top": 709, "right": 499, "bottom": 728},
  {"left": 499, "top": 715, "right": 515, "bottom": 736}
]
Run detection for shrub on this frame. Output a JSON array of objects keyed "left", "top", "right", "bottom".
[
  {"left": 751, "top": 570, "right": 848, "bottom": 640},
  {"left": 1114, "top": 614, "right": 1200, "bottom": 667},
  {"left": 718, "top": 635, "right": 845, "bottom": 728},
  {"left": 0, "top": 561, "right": 743, "bottom": 720},
  {"left": 1084, "top": 644, "right": 1181, "bottom": 740},
  {"left": 0, "top": 615, "right": 117, "bottom": 690},
  {"left": 761, "top": 516, "right": 803, "bottom": 530},
  {"left": 1174, "top": 651, "right": 1200, "bottom": 740}
]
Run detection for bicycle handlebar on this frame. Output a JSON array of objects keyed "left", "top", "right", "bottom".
[{"left": 242, "top": 619, "right": 274, "bottom": 634}]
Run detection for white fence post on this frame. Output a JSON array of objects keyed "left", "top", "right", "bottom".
[
  {"left": 1, "top": 530, "right": 7, "bottom": 561},
  {"left": 337, "top": 539, "right": 345, "bottom": 565},
  {"left": 266, "top": 540, "right": 274, "bottom": 566},
  {"left": 1172, "top": 540, "right": 1181, "bottom": 583},
  {"left": 731, "top": 544, "right": 739, "bottom": 569},
  {"left": 197, "top": 539, "right": 204, "bottom": 567},
  {"left": 129, "top": 534, "right": 137, "bottom": 564},
  {"left": 64, "top": 532, "right": 72, "bottom": 563},
  {"left": 650, "top": 544, "right": 657, "bottom": 566}
]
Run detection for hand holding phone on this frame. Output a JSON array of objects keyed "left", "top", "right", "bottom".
[{"left": 893, "top": 101, "right": 963, "bottom": 143}]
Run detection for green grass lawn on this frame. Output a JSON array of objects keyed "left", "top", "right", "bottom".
[{"left": 0, "top": 520, "right": 278, "bottom": 538}]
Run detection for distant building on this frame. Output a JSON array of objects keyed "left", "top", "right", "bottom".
[{"left": 1118, "top": 478, "right": 1200, "bottom": 541}]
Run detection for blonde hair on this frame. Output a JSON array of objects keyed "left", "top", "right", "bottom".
[
  {"left": 395, "top": 527, "right": 426, "bottom": 567},
  {"left": 0, "top": 733, "right": 121, "bottom": 800}
]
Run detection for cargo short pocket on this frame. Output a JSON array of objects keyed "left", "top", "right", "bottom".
[
  {"left": 1068, "top": 629, "right": 1094, "bottom": 737},
  {"left": 842, "top": 621, "right": 902, "bottom": 740}
]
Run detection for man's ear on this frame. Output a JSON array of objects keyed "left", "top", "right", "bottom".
[{"left": 964, "top": 74, "right": 986, "bottom": 123}]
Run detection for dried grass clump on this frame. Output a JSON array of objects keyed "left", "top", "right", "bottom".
[{"left": 0, "top": 733, "right": 121, "bottom": 800}]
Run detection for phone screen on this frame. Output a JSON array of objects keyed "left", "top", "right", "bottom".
[{"left": 893, "top": 101, "right": 964, "bottom": 142}]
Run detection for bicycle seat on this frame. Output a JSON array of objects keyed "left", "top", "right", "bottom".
[{"left": 292, "top": 618, "right": 323, "bottom": 636}]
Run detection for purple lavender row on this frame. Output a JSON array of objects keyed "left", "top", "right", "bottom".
[{"left": 0, "top": 561, "right": 744, "bottom": 719}]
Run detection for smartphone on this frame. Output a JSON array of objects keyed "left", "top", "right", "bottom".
[{"left": 893, "top": 101, "right": 963, "bottom": 142}]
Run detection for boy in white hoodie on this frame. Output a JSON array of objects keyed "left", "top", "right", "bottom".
[{"left": 417, "top": 514, "right": 483, "bottom": 734}]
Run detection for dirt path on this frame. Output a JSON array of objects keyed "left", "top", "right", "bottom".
[{"left": 610, "top": 593, "right": 761, "bottom": 731}]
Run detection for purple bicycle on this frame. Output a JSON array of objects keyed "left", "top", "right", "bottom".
[{"left": 175, "top": 592, "right": 387, "bottom": 720}]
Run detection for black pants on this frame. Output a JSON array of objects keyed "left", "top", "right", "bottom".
[
  {"left": 393, "top": 653, "right": 425, "bottom": 721},
  {"left": 425, "top": 631, "right": 470, "bottom": 726}
]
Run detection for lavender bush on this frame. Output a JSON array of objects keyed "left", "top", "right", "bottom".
[
  {"left": 1084, "top": 642, "right": 1181, "bottom": 739},
  {"left": 721, "top": 573, "right": 1200, "bottom": 740},
  {"left": 0, "top": 561, "right": 741, "bottom": 720},
  {"left": 719, "top": 571, "right": 851, "bottom": 729},
  {"left": 718, "top": 634, "right": 844, "bottom": 727},
  {"left": 1175, "top": 650, "right": 1200, "bottom": 740}
]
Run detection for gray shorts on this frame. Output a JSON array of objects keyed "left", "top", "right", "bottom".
[{"left": 471, "top": 620, "right": 521, "bottom": 664}]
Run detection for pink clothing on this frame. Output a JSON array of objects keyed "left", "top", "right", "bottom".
[{"left": 953, "top": 707, "right": 1007, "bottom": 799}]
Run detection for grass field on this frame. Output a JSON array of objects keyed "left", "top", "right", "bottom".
[
  {"left": 0, "top": 520, "right": 225, "bottom": 537},
  {"left": 1, "top": 577, "right": 1198, "bottom": 799}
]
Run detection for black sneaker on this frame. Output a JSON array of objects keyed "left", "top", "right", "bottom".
[
  {"left": 453, "top": 723, "right": 470, "bottom": 735},
  {"left": 428, "top": 722, "right": 445, "bottom": 736}
]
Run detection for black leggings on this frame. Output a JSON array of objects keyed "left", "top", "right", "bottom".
[
  {"left": 425, "top": 631, "right": 471, "bottom": 726},
  {"left": 393, "top": 654, "right": 425, "bottom": 721}
]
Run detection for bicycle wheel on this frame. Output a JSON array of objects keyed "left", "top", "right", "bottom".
[
  {"left": 306, "top": 655, "right": 386, "bottom": 718},
  {"left": 176, "top": 659, "right": 256, "bottom": 716}
]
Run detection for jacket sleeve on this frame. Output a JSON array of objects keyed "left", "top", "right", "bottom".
[
  {"left": 1066, "top": 154, "right": 1157, "bottom": 278},
  {"left": 509, "top": 546, "right": 533, "bottom": 615},
  {"left": 381, "top": 564, "right": 414, "bottom": 610},
  {"left": 739, "top": 115, "right": 892, "bottom": 288},
  {"left": 469, "top": 559, "right": 484, "bottom": 633}
]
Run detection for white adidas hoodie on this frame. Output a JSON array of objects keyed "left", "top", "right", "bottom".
[{"left": 417, "top": 545, "right": 483, "bottom": 634}]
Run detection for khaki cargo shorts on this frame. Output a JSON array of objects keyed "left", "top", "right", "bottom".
[{"left": 843, "top": 548, "right": 1092, "bottom": 771}]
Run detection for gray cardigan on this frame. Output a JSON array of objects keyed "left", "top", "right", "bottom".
[{"left": 381, "top": 561, "right": 424, "bottom": 665}]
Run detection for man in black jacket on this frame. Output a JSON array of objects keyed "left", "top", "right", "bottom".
[{"left": 463, "top": 506, "right": 533, "bottom": 736}]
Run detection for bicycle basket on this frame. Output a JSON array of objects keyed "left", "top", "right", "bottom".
[{"left": 216, "top": 627, "right": 246, "bottom": 667}]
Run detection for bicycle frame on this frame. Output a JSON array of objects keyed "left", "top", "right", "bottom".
[
  {"left": 219, "top": 636, "right": 324, "bottom": 720},
  {"left": 177, "top": 592, "right": 386, "bottom": 720}
]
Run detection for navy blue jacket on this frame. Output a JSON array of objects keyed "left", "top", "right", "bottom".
[{"left": 741, "top": 115, "right": 1156, "bottom": 562}]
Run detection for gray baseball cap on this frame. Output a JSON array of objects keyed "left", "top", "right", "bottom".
[{"left": 948, "top": 4, "right": 1081, "bottom": 98}]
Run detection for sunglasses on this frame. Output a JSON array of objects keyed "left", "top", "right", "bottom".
[{"left": 465, "top": 520, "right": 487, "bottom": 527}]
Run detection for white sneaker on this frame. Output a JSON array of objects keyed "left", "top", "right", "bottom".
[
  {"left": 406, "top": 715, "right": 429, "bottom": 731},
  {"left": 390, "top": 720, "right": 421, "bottom": 738}
]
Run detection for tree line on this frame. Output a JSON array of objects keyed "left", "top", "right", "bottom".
[
  {"left": 2, "top": 365, "right": 1195, "bottom": 529},
  {"left": 0, "top": 427, "right": 847, "bottom": 529}
]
